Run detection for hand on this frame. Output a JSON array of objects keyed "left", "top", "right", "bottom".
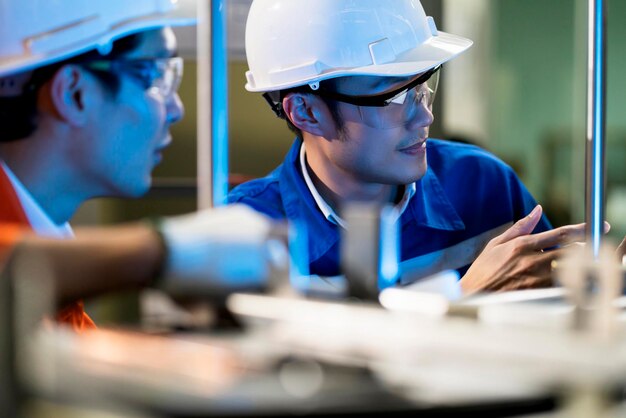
[
  {"left": 460, "top": 205, "right": 586, "bottom": 294},
  {"left": 618, "top": 236, "right": 626, "bottom": 265},
  {"left": 157, "top": 204, "right": 286, "bottom": 295}
]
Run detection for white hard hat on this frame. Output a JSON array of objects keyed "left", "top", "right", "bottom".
[
  {"left": 244, "top": 0, "right": 473, "bottom": 92},
  {"left": 0, "top": 0, "right": 196, "bottom": 78}
]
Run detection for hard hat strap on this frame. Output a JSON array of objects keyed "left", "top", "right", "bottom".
[{"left": 262, "top": 91, "right": 285, "bottom": 118}]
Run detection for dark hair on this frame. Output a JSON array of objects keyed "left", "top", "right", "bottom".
[{"left": 0, "top": 33, "right": 142, "bottom": 143}]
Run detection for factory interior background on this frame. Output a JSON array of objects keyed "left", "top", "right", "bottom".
[{"left": 71, "top": 0, "right": 626, "bottom": 322}]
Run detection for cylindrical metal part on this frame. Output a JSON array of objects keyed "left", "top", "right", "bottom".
[
  {"left": 341, "top": 203, "right": 400, "bottom": 300},
  {"left": 585, "top": 0, "right": 607, "bottom": 257},
  {"left": 0, "top": 267, "right": 19, "bottom": 417},
  {"left": 197, "top": 0, "right": 229, "bottom": 209}
]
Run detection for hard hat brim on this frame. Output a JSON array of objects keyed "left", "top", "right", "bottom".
[
  {"left": 246, "top": 31, "right": 473, "bottom": 92},
  {"left": 0, "top": 1, "right": 196, "bottom": 78}
]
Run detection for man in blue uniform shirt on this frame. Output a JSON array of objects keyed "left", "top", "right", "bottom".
[{"left": 229, "top": 0, "right": 589, "bottom": 293}]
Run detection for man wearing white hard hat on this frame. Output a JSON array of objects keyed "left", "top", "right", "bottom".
[
  {"left": 0, "top": 0, "right": 276, "bottom": 331},
  {"left": 230, "top": 0, "right": 593, "bottom": 292}
]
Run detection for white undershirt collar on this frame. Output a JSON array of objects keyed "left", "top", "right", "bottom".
[
  {"left": 1, "top": 161, "right": 73, "bottom": 238},
  {"left": 299, "top": 143, "right": 416, "bottom": 228}
]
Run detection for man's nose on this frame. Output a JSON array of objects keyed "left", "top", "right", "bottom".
[
  {"left": 407, "top": 101, "right": 434, "bottom": 130},
  {"left": 166, "top": 93, "right": 185, "bottom": 125}
]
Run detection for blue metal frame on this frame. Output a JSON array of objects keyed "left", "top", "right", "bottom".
[
  {"left": 586, "top": 0, "right": 607, "bottom": 257},
  {"left": 198, "top": 0, "right": 229, "bottom": 209},
  {"left": 211, "top": 0, "right": 229, "bottom": 206}
]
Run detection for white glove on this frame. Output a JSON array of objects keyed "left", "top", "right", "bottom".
[{"left": 157, "top": 204, "right": 286, "bottom": 295}]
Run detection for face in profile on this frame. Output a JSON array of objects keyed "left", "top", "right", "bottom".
[
  {"left": 82, "top": 27, "right": 184, "bottom": 198},
  {"left": 314, "top": 73, "right": 435, "bottom": 187}
]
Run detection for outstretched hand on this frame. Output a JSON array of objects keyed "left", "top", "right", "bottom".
[{"left": 460, "top": 205, "right": 587, "bottom": 294}]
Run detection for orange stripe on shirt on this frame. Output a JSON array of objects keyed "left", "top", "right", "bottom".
[
  {"left": 0, "top": 164, "right": 96, "bottom": 332},
  {"left": 0, "top": 223, "right": 23, "bottom": 264}
]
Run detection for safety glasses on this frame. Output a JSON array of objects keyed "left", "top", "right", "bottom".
[
  {"left": 316, "top": 66, "right": 440, "bottom": 129},
  {"left": 83, "top": 57, "right": 183, "bottom": 99}
]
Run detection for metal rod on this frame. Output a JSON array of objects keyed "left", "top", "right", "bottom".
[
  {"left": 585, "top": 0, "right": 607, "bottom": 257},
  {"left": 197, "top": 0, "right": 229, "bottom": 209},
  {"left": 0, "top": 267, "right": 19, "bottom": 417}
]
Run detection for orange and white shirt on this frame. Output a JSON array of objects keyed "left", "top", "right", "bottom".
[{"left": 0, "top": 161, "right": 95, "bottom": 331}]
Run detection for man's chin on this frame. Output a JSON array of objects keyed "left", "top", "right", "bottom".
[
  {"left": 119, "top": 179, "right": 152, "bottom": 198},
  {"left": 397, "top": 162, "right": 427, "bottom": 184}
]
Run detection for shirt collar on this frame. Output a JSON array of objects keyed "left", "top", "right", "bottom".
[
  {"left": 1, "top": 161, "right": 73, "bottom": 238},
  {"left": 279, "top": 139, "right": 338, "bottom": 263},
  {"left": 408, "top": 167, "right": 465, "bottom": 231},
  {"left": 278, "top": 138, "right": 465, "bottom": 264},
  {"left": 299, "top": 143, "right": 346, "bottom": 228},
  {"left": 299, "top": 142, "right": 416, "bottom": 229}
]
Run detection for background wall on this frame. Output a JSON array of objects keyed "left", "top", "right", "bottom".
[
  {"left": 73, "top": 0, "right": 626, "bottom": 323},
  {"left": 442, "top": 0, "right": 626, "bottom": 243},
  {"left": 72, "top": 0, "right": 626, "bottom": 239}
]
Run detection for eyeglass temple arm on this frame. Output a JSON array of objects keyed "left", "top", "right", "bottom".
[{"left": 263, "top": 92, "right": 285, "bottom": 118}]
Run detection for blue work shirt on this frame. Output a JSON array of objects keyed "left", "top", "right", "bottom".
[{"left": 228, "top": 138, "right": 552, "bottom": 283}]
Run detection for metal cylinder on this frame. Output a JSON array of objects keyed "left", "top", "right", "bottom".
[
  {"left": 585, "top": 0, "right": 607, "bottom": 257},
  {"left": 197, "top": 0, "right": 229, "bottom": 209}
]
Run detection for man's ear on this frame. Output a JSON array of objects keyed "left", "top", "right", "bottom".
[
  {"left": 282, "top": 92, "right": 332, "bottom": 137},
  {"left": 46, "top": 65, "right": 90, "bottom": 126}
]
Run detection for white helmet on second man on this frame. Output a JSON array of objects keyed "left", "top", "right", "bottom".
[{"left": 244, "top": 0, "right": 472, "bottom": 93}]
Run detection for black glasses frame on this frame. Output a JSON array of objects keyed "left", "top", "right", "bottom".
[
  {"left": 313, "top": 65, "right": 441, "bottom": 108},
  {"left": 82, "top": 57, "right": 182, "bottom": 92}
]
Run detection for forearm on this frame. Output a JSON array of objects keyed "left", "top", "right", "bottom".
[{"left": 9, "top": 225, "right": 164, "bottom": 306}]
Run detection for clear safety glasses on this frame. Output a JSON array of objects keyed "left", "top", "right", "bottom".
[
  {"left": 83, "top": 57, "right": 183, "bottom": 98},
  {"left": 316, "top": 66, "right": 440, "bottom": 129}
]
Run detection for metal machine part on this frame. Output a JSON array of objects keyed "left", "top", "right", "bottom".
[
  {"left": 340, "top": 203, "right": 400, "bottom": 300},
  {"left": 557, "top": 243, "right": 622, "bottom": 337},
  {"left": 0, "top": 266, "right": 19, "bottom": 417},
  {"left": 585, "top": 0, "right": 607, "bottom": 257},
  {"left": 197, "top": 0, "right": 229, "bottom": 209}
]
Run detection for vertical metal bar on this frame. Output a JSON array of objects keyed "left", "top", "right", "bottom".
[
  {"left": 585, "top": 0, "right": 607, "bottom": 257},
  {"left": 197, "top": 0, "right": 211, "bottom": 208},
  {"left": 197, "top": 0, "right": 229, "bottom": 210},
  {"left": 341, "top": 204, "right": 400, "bottom": 300},
  {"left": 211, "top": 0, "right": 229, "bottom": 206},
  {"left": 0, "top": 266, "right": 19, "bottom": 418}
]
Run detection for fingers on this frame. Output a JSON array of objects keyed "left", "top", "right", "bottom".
[
  {"left": 499, "top": 274, "right": 553, "bottom": 291},
  {"left": 522, "top": 221, "right": 608, "bottom": 252},
  {"left": 535, "top": 221, "right": 605, "bottom": 249},
  {"left": 494, "top": 269, "right": 553, "bottom": 292},
  {"left": 499, "top": 249, "right": 560, "bottom": 291},
  {"left": 491, "top": 205, "right": 543, "bottom": 245},
  {"left": 484, "top": 250, "right": 558, "bottom": 292},
  {"left": 518, "top": 250, "right": 556, "bottom": 288},
  {"left": 524, "top": 223, "right": 586, "bottom": 251}
]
